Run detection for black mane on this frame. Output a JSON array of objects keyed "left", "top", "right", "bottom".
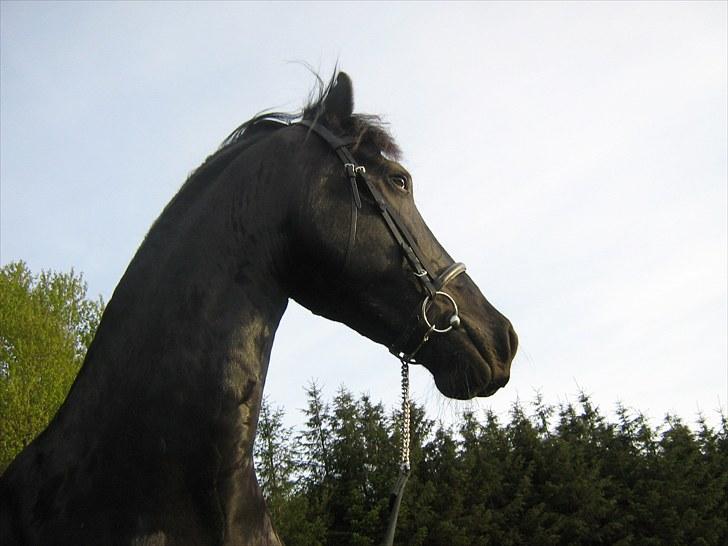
[{"left": 219, "top": 72, "right": 402, "bottom": 160}]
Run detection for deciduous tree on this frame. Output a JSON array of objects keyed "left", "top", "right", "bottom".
[{"left": 0, "top": 261, "right": 103, "bottom": 471}]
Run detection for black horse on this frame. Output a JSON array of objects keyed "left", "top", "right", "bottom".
[{"left": 1, "top": 73, "right": 517, "bottom": 545}]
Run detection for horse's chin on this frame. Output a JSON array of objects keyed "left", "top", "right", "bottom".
[{"left": 430, "top": 359, "right": 496, "bottom": 400}]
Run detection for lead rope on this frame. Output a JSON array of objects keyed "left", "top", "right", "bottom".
[
  {"left": 399, "top": 359, "right": 411, "bottom": 470},
  {"left": 381, "top": 360, "right": 411, "bottom": 546}
]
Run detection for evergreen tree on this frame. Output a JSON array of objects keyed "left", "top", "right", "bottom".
[
  {"left": 326, "top": 388, "right": 374, "bottom": 546},
  {"left": 694, "top": 413, "right": 728, "bottom": 545},
  {"left": 255, "top": 397, "right": 295, "bottom": 522},
  {"left": 642, "top": 415, "right": 724, "bottom": 546},
  {"left": 255, "top": 396, "right": 326, "bottom": 546},
  {"left": 421, "top": 422, "right": 469, "bottom": 546},
  {"left": 292, "top": 381, "right": 334, "bottom": 545},
  {"left": 299, "top": 381, "right": 333, "bottom": 488},
  {"left": 542, "top": 396, "right": 613, "bottom": 545}
]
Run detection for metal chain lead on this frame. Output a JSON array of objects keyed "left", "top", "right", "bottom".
[{"left": 399, "top": 359, "right": 411, "bottom": 470}]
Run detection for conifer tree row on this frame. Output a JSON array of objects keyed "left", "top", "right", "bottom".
[{"left": 255, "top": 386, "right": 727, "bottom": 546}]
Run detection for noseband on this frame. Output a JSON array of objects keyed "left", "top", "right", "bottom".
[{"left": 297, "top": 120, "right": 466, "bottom": 363}]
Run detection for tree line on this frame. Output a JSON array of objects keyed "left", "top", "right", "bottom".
[{"left": 255, "top": 385, "right": 727, "bottom": 546}]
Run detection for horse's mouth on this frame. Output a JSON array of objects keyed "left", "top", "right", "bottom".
[
  {"left": 432, "top": 359, "right": 509, "bottom": 399},
  {"left": 426, "top": 342, "right": 500, "bottom": 399},
  {"left": 427, "top": 322, "right": 512, "bottom": 400},
  {"left": 430, "top": 360, "right": 494, "bottom": 400}
]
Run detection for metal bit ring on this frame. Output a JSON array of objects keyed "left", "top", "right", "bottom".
[{"left": 421, "top": 291, "right": 460, "bottom": 333}]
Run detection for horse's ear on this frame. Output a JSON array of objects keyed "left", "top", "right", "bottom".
[{"left": 323, "top": 72, "right": 354, "bottom": 121}]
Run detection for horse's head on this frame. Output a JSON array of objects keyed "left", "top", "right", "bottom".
[{"left": 283, "top": 73, "right": 516, "bottom": 400}]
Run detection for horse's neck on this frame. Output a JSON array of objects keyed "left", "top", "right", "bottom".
[
  {"left": 35, "top": 192, "right": 290, "bottom": 542},
  {"left": 68, "top": 238, "right": 287, "bottom": 441}
]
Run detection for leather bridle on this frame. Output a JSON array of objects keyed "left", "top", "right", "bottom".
[{"left": 297, "top": 120, "right": 467, "bottom": 363}]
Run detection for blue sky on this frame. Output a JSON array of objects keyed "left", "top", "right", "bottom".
[{"left": 1, "top": 1, "right": 726, "bottom": 429}]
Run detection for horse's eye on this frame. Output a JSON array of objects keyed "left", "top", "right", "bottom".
[{"left": 389, "top": 175, "right": 409, "bottom": 192}]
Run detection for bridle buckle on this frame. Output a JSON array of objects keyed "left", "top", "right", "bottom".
[{"left": 344, "top": 164, "right": 366, "bottom": 177}]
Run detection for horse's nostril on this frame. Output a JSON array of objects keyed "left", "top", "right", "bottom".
[{"left": 508, "top": 325, "right": 519, "bottom": 359}]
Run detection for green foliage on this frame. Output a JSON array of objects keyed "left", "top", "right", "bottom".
[
  {"left": 255, "top": 397, "right": 297, "bottom": 524},
  {"left": 255, "top": 388, "right": 728, "bottom": 546},
  {"left": 0, "top": 261, "right": 103, "bottom": 471}
]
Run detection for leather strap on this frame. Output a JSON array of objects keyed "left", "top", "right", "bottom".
[{"left": 299, "top": 120, "right": 361, "bottom": 270}]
